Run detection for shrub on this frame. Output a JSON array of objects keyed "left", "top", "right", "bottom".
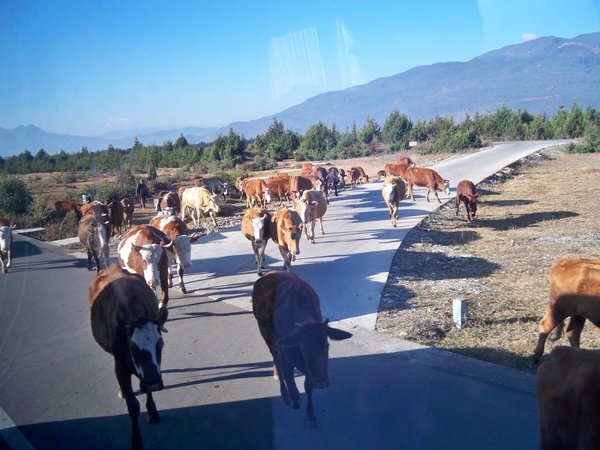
[{"left": 0, "top": 177, "right": 33, "bottom": 216}]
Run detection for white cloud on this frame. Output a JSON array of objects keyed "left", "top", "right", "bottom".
[{"left": 522, "top": 32, "right": 538, "bottom": 42}]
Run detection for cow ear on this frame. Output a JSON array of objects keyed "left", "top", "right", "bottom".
[
  {"left": 131, "top": 243, "right": 143, "bottom": 253},
  {"left": 326, "top": 326, "right": 353, "bottom": 341}
]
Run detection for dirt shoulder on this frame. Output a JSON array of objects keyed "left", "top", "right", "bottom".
[{"left": 377, "top": 147, "right": 600, "bottom": 372}]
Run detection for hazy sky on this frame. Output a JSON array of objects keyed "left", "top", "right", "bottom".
[{"left": 1, "top": 0, "right": 598, "bottom": 136}]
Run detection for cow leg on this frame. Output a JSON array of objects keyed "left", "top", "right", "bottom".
[
  {"left": 145, "top": 392, "right": 160, "bottom": 424},
  {"left": 281, "top": 363, "right": 300, "bottom": 410},
  {"left": 251, "top": 241, "right": 262, "bottom": 276},
  {"left": 115, "top": 359, "right": 143, "bottom": 450},
  {"left": 86, "top": 249, "right": 94, "bottom": 271},
  {"left": 304, "top": 378, "right": 317, "bottom": 428},
  {"left": 533, "top": 313, "right": 558, "bottom": 363},
  {"left": 408, "top": 184, "right": 416, "bottom": 201},
  {"left": 434, "top": 189, "right": 442, "bottom": 203},
  {"left": 257, "top": 241, "right": 267, "bottom": 276},
  {"left": 392, "top": 205, "right": 398, "bottom": 227},
  {"left": 102, "top": 246, "right": 110, "bottom": 270},
  {"left": 177, "top": 264, "right": 187, "bottom": 294},
  {"left": 318, "top": 218, "right": 325, "bottom": 236},
  {"left": 6, "top": 248, "right": 11, "bottom": 269},
  {"left": 0, "top": 252, "right": 6, "bottom": 273},
  {"left": 565, "top": 315, "right": 586, "bottom": 348},
  {"left": 279, "top": 246, "right": 291, "bottom": 272}
]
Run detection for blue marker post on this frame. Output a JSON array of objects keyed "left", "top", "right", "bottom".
[{"left": 453, "top": 298, "right": 468, "bottom": 329}]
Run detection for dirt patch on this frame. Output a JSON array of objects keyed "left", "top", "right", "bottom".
[{"left": 377, "top": 147, "right": 600, "bottom": 372}]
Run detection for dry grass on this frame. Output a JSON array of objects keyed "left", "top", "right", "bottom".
[{"left": 377, "top": 147, "right": 600, "bottom": 372}]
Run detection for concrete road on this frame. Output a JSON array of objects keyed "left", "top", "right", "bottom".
[{"left": 0, "top": 140, "right": 567, "bottom": 449}]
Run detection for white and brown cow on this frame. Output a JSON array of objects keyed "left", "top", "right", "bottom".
[
  {"left": 242, "top": 178, "right": 272, "bottom": 208},
  {"left": 241, "top": 207, "right": 272, "bottom": 276},
  {"left": 252, "top": 271, "right": 352, "bottom": 427},
  {"left": 405, "top": 167, "right": 450, "bottom": 203},
  {"left": 81, "top": 200, "right": 112, "bottom": 240},
  {"left": 149, "top": 214, "right": 200, "bottom": 294},
  {"left": 89, "top": 264, "right": 165, "bottom": 450},
  {"left": 78, "top": 214, "right": 110, "bottom": 274},
  {"left": 455, "top": 179, "right": 478, "bottom": 221},
  {"left": 270, "top": 208, "right": 303, "bottom": 272},
  {"left": 153, "top": 191, "right": 181, "bottom": 216},
  {"left": 293, "top": 189, "right": 327, "bottom": 244},
  {"left": 180, "top": 186, "right": 221, "bottom": 228},
  {"left": 0, "top": 218, "right": 16, "bottom": 273},
  {"left": 381, "top": 176, "right": 406, "bottom": 228},
  {"left": 533, "top": 258, "right": 600, "bottom": 364},
  {"left": 117, "top": 225, "right": 173, "bottom": 309}
]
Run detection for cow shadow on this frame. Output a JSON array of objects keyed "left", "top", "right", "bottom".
[
  {"left": 401, "top": 229, "right": 481, "bottom": 247},
  {"left": 475, "top": 210, "right": 578, "bottom": 231},
  {"left": 444, "top": 346, "right": 538, "bottom": 373},
  {"left": 481, "top": 199, "right": 536, "bottom": 207}
]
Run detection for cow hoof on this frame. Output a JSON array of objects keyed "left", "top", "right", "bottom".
[
  {"left": 147, "top": 412, "right": 160, "bottom": 424},
  {"left": 117, "top": 388, "right": 124, "bottom": 399},
  {"left": 292, "top": 399, "right": 300, "bottom": 410},
  {"left": 179, "top": 286, "right": 187, "bottom": 294}
]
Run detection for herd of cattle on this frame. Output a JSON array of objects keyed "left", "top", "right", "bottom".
[{"left": 2, "top": 155, "right": 599, "bottom": 449}]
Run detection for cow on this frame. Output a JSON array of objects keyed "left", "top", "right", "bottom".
[
  {"left": 197, "top": 176, "right": 230, "bottom": 203},
  {"left": 118, "top": 225, "right": 173, "bottom": 310},
  {"left": 266, "top": 176, "right": 291, "bottom": 207},
  {"left": 348, "top": 168, "right": 360, "bottom": 189},
  {"left": 149, "top": 214, "right": 200, "bottom": 294},
  {"left": 338, "top": 168, "right": 347, "bottom": 188},
  {"left": 350, "top": 166, "right": 369, "bottom": 184},
  {"left": 289, "top": 175, "right": 315, "bottom": 199},
  {"left": 242, "top": 178, "right": 272, "bottom": 208},
  {"left": 180, "top": 186, "right": 221, "bottom": 228},
  {"left": 241, "top": 207, "right": 272, "bottom": 276},
  {"left": 455, "top": 179, "right": 478, "bottom": 221},
  {"left": 153, "top": 191, "right": 181, "bottom": 215},
  {"left": 396, "top": 156, "right": 415, "bottom": 166},
  {"left": 54, "top": 200, "right": 83, "bottom": 220},
  {"left": 270, "top": 208, "right": 303, "bottom": 272},
  {"left": 312, "top": 167, "right": 330, "bottom": 204},
  {"left": 533, "top": 258, "right": 600, "bottom": 364},
  {"left": 384, "top": 162, "right": 411, "bottom": 181},
  {"left": 81, "top": 200, "right": 112, "bottom": 241},
  {"left": 0, "top": 218, "right": 16, "bottom": 273},
  {"left": 89, "top": 264, "right": 165, "bottom": 450},
  {"left": 107, "top": 199, "right": 125, "bottom": 235},
  {"left": 234, "top": 176, "right": 247, "bottom": 201},
  {"left": 326, "top": 167, "right": 341, "bottom": 196},
  {"left": 78, "top": 214, "right": 110, "bottom": 274},
  {"left": 294, "top": 190, "right": 327, "bottom": 244},
  {"left": 121, "top": 198, "right": 135, "bottom": 230},
  {"left": 381, "top": 176, "right": 406, "bottom": 228},
  {"left": 376, "top": 170, "right": 386, "bottom": 180},
  {"left": 536, "top": 346, "right": 600, "bottom": 450},
  {"left": 252, "top": 271, "right": 352, "bottom": 427},
  {"left": 405, "top": 167, "right": 450, "bottom": 203}
]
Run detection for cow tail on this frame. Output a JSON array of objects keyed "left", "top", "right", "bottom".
[{"left": 550, "top": 320, "right": 565, "bottom": 341}]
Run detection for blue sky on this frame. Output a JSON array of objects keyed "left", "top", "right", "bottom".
[{"left": 1, "top": 0, "right": 598, "bottom": 136}]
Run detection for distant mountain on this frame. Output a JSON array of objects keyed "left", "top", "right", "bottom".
[{"left": 2, "top": 31, "right": 599, "bottom": 157}]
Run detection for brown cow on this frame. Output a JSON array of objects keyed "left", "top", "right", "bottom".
[
  {"left": 180, "top": 186, "right": 221, "bottom": 227},
  {"left": 348, "top": 167, "right": 360, "bottom": 189},
  {"left": 266, "top": 176, "right": 291, "bottom": 207},
  {"left": 149, "top": 214, "right": 201, "bottom": 294},
  {"left": 89, "top": 264, "right": 165, "bottom": 450},
  {"left": 0, "top": 218, "right": 16, "bottom": 273},
  {"left": 293, "top": 189, "right": 327, "bottom": 244},
  {"left": 234, "top": 176, "right": 247, "bottom": 201},
  {"left": 381, "top": 176, "right": 406, "bottom": 228},
  {"left": 270, "top": 208, "right": 303, "bottom": 272},
  {"left": 252, "top": 271, "right": 352, "bottom": 427},
  {"left": 396, "top": 156, "right": 415, "bottom": 166},
  {"left": 81, "top": 200, "right": 112, "bottom": 241},
  {"left": 350, "top": 166, "right": 369, "bottom": 184},
  {"left": 384, "top": 163, "right": 411, "bottom": 181},
  {"left": 241, "top": 207, "right": 272, "bottom": 276},
  {"left": 54, "top": 200, "right": 83, "bottom": 220},
  {"left": 107, "top": 199, "right": 125, "bottom": 235},
  {"left": 533, "top": 258, "right": 600, "bottom": 364},
  {"left": 289, "top": 175, "right": 315, "bottom": 199},
  {"left": 153, "top": 191, "right": 181, "bottom": 215},
  {"left": 536, "top": 346, "right": 600, "bottom": 450},
  {"left": 117, "top": 225, "right": 173, "bottom": 309},
  {"left": 78, "top": 214, "right": 110, "bottom": 274},
  {"left": 121, "top": 198, "right": 135, "bottom": 230},
  {"left": 455, "top": 179, "right": 478, "bottom": 221},
  {"left": 405, "top": 167, "right": 450, "bottom": 203},
  {"left": 243, "top": 178, "right": 272, "bottom": 208}
]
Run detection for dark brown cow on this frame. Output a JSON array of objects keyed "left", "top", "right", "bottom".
[
  {"left": 289, "top": 175, "right": 315, "bottom": 199},
  {"left": 455, "top": 179, "right": 478, "bottom": 221},
  {"left": 121, "top": 198, "right": 135, "bottom": 230},
  {"left": 348, "top": 167, "right": 360, "bottom": 188},
  {"left": 89, "top": 264, "right": 165, "bottom": 450},
  {"left": 533, "top": 258, "right": 600, "bottom": 364},
  {"left": 117, "top": 225, "right": 173, "bottom": 309},
  {"left": 326, "top": 167, "right": 341, "bottom": 196},
  {"left": 78, "top": 214, "right": 110, "bottom": 274},
  {"left": 241, "top": 207, "right": 272, "bottom": 276},
  {"left": 270, "top": 208, "right": 303, "bottom": 272},
  {"left": 381, "top": 176, "right": 406, "bottom": 228},
  {"left": 350, "top": 166, "right": 369, "bottom": 184},
  {"left": 153, "top": 191, "right": 181, "bottom": 215},
  {"left": 384, "top": 163, "right": 411, "bottom": 181},
  {"left": 405, "top": 167, "right": 450, "bottom": 203},
  {"left": 54, "top": 200, "right": 83, "bottom": 220},
  {"left": 0, "top": 218, "right": 16, "bottom": 273},
  {"left": 536, "top": 346, "right": 600, "bottom": 450},
  {"left": 107, "top": 199, "right": 125, "bottom": 235},
  {"left": 149, "top": 214, "right": 200, "bottom": 294},
  {"left": 266, "top": 176, "right": 291, "bottom": 207},
  {"left": 197, "top": 176, "right": 230, "bottom": 203},
  {"left": 252, "top": 271, "right": 352, "bottom": 427},
  {"left": 243, "top": 178, "right": 272, "bottom": 208}
]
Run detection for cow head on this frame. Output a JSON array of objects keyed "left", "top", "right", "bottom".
[
  {"left": 285, "top": 223, "right": 303, "bottom": 259},
  {"left": 170, "top": 234, "right": 200, "bottom": 269},
  {"left": 208, "top": 193, "right": 221, "bottom": 214},
  {"left": 382, "top": 183, "right": 396, "bottom": 203},
  {"left": 277, "top": 319, "right": 352, "bottom": 389},
  {"left": 295, "top": 197, "right": 318, "bottom": 225},
  {"left": 466, "top": 194, "right": 478, "bottom": 218},
  {"left": 127, "top": 318, "right": 164, "bottom": 393},
  {"left": 131, "top": 242, "right": 171, "bottom": 290},
  {"left": 251, "top": 214, "right": 269, "bottom": 246}
]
